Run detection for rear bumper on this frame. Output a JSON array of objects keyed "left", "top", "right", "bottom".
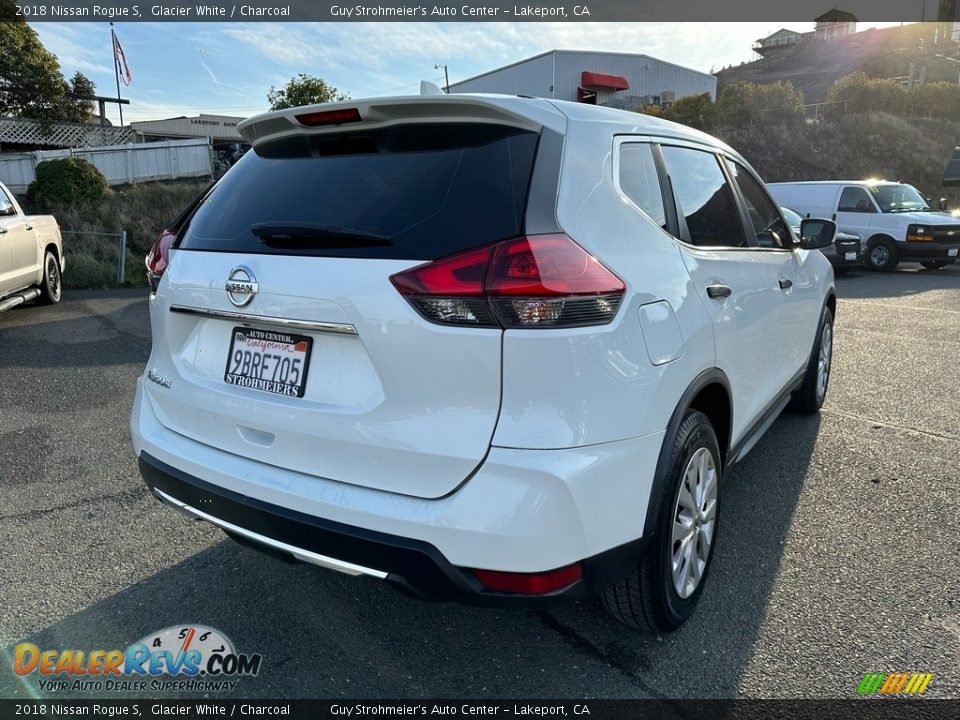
[{"left": 131, "top": 379, "right": 660, "bottom": 604}]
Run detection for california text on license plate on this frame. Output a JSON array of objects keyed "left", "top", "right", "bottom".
[{"left": 224, "top": 327, "right": 313, "bottom": 398}]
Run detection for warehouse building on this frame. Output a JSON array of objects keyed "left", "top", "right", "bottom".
[
  {"left": 448, "top": 50, "right": 717, "bottom": 110},
  {"left": 130, "top": 113, "right": 244, "bottom": 148}
]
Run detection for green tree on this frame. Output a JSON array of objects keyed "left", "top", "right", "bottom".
[
  {"left": 912, "top": 81, "right": 960, "bottom": 120},
  {"left": 660, "top": 93, "right": 718, "bottom": 131},
  {"left": 65, "top": 71, "right": 97, "bottom": 123},
  {"left": 267, "top": 73, "right": 347, "bottom": 110},
  {"left": 826, "top": 72, "right": 908, "bottom": 115},
  {"left": 716, "top": 81, "right": 805, "bottom": 127},
  {"left": 0, "top": 1, "right": 98, "bottom": 123}
]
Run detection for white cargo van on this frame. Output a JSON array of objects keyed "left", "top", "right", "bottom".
[{"left": 768, "top": 181, "right": 960, "bottom": 271}]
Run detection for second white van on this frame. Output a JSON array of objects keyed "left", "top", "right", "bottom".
[{"left": 768, "top": 180, "right": 960, "bottom": 271}]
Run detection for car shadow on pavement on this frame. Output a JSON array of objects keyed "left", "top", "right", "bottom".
[
  {"left": 1, "top": 413, "right": 821, "bottom": 700},
  {"left": 0, "top": 290, "right": 151, "bottom": 370},
  {"left": 834, "top": 262, "right": 959, "bottom": 301}
]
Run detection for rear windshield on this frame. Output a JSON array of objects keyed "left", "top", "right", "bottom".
[{"left": 177, "top": 123, "right": 539, "bottom": 260}]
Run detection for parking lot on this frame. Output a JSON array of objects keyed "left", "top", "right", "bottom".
[{"left": 1, "top": 264, "right": 958, "bottom": 699}]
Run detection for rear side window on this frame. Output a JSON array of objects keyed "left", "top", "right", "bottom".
[
  {"left": 724, "top": 159, "right": 789, "bottom": 249},
  {"left": 838, "top": 187, "right": 875, "bottom": 213},
  {"left": 660, "top": 146, "right": 747, "bottom": 248},
  {"left": 618, "top": 143, "right": 667, "bottom": 229},
  {"left": 178, "top": 124, "right": 539, "bottom": 260}
]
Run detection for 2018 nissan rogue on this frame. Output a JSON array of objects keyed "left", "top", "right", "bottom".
[{"left": 132, "top": 94, "right": 838, "bottom": 632}]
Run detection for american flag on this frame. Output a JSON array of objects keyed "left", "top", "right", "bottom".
[{"left": 113, "top": 32, "right": 132, "bottom": 86}]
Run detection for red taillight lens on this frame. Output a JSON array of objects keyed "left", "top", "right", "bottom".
[
  {"left": 472, "top": 563, "right": 582, "bottom": 595},
  {"left": 389, "top": 234, "right": 624, "bottom": 328},
  {"left": 294, "top": 108, "right": 362, "bottom": 126},
  {"left": 145, "top": 228, "right": 175, "bottom": 292}
]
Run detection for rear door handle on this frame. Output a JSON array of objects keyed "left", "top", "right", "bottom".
[
  {"left": 706, "top": 284, "right": 732, "bottom": 299},
  {"left": 779, "top": 278, "right": 793, "bottom": 290},
  {"left": 0, "top": 227, "right": 8, "bottom": 234},
  {"left": 24, "top": 224, "right": 32, "bottom": 231}
]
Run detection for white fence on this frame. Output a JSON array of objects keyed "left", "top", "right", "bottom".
[{"left": 0, "top": 138, "right": 213, "bottom": 193}]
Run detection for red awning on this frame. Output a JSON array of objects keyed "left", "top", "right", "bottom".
[{"left": 580, "top": 71, "right": 629, "bottom": 90}]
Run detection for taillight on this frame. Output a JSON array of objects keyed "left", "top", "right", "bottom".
[
  {"left": 390, "top": 234, "right": 624, "bottom": 329},
  {"left": 472, "top": 563, "right": 582, "bottom": 595},
  {"left": 145, "top": 228, "right": 175, "bottom": 292}
]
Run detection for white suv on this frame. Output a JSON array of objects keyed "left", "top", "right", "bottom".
[{"left": 131, "top": 95, "right": 837, "bottom": 632}]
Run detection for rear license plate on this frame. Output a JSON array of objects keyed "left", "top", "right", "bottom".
[
  {"left": 949, "top": 248, "right": 958, "bottom": 257},
  {"left": 845, "top": 252, "right": 857, "bottom": 261},
  {"left": 224, "top": 327, "right": 312, "bottom": 398}
]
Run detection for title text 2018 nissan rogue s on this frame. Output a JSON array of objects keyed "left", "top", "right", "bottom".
[{"left": 131, "top": 95, "right": 837, "bottom": 632}]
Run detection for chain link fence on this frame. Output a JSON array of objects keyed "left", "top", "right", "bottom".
[{"left": 60, "top": 230, "right": 144, "bottom": 290}]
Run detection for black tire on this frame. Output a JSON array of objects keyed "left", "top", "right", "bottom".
[
  {"left": 920, "top": 260, "right": 951, "bottom": 270},
  {"left": 37, "top": 251, "right": 62, "bottom": 305},
  {"left": 602, "top": 410, "right": 721, "bottom": 633},
  {"left": 865, "top": 238, "right": 898, "bottom": 272},
  {"left": 790, "top": 307, "right": 833, "bottom": 414}
]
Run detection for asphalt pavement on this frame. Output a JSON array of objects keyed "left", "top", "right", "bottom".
[{"left": 1, "top": 264, "right": 958, "bottom": 699}]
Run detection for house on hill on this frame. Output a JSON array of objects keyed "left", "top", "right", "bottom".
[
  {"left": 754, "top": 29, "right": 803, "bottom": 57},
  {"left": 815, "top": 9, "right": 858, "bottom": 40}
]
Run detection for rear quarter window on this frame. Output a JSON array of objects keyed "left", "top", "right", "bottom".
[{"left": 178, "top": 123, "right": 539, "bottom": 261}]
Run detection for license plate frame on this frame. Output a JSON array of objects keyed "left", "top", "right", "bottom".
[
  {"left": 844, "top": 252, "right": 857, "bottom": 261},
  {"left": 949, "top": 248, "right": 958, "bottom": 257},
  {"left": 223, "top": 326, "right": 313, "bottom": 398}
]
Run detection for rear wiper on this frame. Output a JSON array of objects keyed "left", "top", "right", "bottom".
[{"left": 250, "top": 222, "right": 392, "bottom": 247}]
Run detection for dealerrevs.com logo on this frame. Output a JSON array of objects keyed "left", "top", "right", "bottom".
[{"left": 13, "top": 625, "right": 262, "bottom": 693}]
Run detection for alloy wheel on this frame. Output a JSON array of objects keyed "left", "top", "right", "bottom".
[
  {"left": 817, "top": 322, "right": 832, "bottom": 401},
  {"left": 671, "top": 447, "right": 718, "bottom": 599}
]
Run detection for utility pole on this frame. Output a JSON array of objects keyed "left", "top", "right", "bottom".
[
  {"left": 110, "top": 23, "right": 124, "bottom": 126},
  {"left": 435, "top": 64, "right": 450, "bottom": 93}
]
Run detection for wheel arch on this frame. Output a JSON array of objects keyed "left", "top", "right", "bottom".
[
  {"left": 825, "top": 291, "right": 836, "bottom": 320},
  {"left": 643, "top": 369, "right": 732, "bottom": 539},
  {"left": 43, "top": 242, "right": 61, "bottom": 267},
  {"left": 866, "top": 233, "right": 897, "bottom": 248}
]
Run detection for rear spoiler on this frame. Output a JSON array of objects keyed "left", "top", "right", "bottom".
[{"left": 237, "top": 95, "right": 552, "bottom": 146}]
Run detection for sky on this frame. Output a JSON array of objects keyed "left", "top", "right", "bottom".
[{"left": 31, "top": 21, "right": 904, "bottom": 125}]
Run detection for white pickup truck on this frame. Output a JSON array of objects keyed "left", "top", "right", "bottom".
[{"left": 0, "top": 181, "right": 64, "bottom": 312}]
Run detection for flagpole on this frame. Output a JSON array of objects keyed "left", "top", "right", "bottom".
[{"left": 110, "top": 22, "right": 124, "bottom": 126}]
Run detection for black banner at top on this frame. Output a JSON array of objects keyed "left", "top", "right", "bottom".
[{"left": 10, "top": 0, "right": 960, "bottom": 22}]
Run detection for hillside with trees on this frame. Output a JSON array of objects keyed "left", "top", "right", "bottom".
[
  {"left": 716, "top": 23, "right": 960, "bottom": 105},
  {"left": 643, "top": 77, "right": 960, "bottom": 206}
]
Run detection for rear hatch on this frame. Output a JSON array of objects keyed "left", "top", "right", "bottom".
[{"left": 148, "top": 106, "right": 543, "bottom": 499}]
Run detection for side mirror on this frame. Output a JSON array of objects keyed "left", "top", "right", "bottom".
[
  {"left": 939, "top": 197, "right": 948, "bottom": 212},
  {"left": 798, "top": 218, "right": 837, "bottom": 249}
]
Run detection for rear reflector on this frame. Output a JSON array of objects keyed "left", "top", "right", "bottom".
[
  {"left": 390, "top": 234, "right": 624, "bottom": 328},
  {"left": 295, "top": 108, "right": 362, "bottom": 126},
  {"left": 472, "top": 563, "right": 583, "bottom": 595}
]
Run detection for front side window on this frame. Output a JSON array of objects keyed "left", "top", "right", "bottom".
[
  {"left": 725, "top": 159, "right": 789, "bottom": 249},
  {"left": 618, "top": 143, "right": 667, "bottom": 230},
  {"left": 838, "top": 187, "right": 876, "bottom": 213},
  {"left": 660, "top": 145, "right": 747, "bottom": 248}
]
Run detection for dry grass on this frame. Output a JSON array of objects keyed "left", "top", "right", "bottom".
[{"left": 20, "top": 178, "right": 209, "bottom": 289}]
